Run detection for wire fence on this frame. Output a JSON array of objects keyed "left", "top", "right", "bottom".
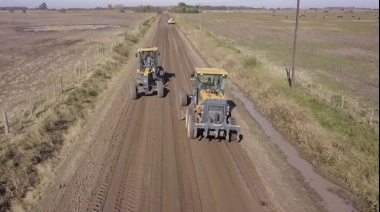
[{"left": 0, "top": 36, "right": 125, "bottom": 135}]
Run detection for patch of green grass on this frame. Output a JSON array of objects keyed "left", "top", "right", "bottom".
[
  {"left": 243, "top": 56, "right": 259, "bottom": 68},
  {"left": 278, "top": 82, "right": 378, "bottom": 153}
]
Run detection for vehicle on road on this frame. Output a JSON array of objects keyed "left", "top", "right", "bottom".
[
  {"left": 168, "top": 17, "right": 176, "bottom": 24},
  {"left": 180, "top": 68, "right": 240, "bottom": 141},
  {"left": 130, "top": 47, "right": 165, "bottom": 99}
]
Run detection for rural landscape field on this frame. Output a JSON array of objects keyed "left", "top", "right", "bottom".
[
  {"left": 0, "top": 10, "right": 151, "bottom": 109},
  {"left": 176, "top": 8, "right": 379, "bottom": 211},
  {"left": 0, "top": 4, "right": 378, "bottom": 212},
  {"left": 0, "top": 9, "right": 155, "bottom": 210}
]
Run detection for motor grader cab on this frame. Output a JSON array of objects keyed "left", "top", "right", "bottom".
[
  {"left": 180, "top": 68, "right": 240, "bottom": 141},
  {"left": 130, "top": 47, "right": 165, "bottom": 99}
]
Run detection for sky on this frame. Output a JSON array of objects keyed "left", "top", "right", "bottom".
[{"left": 0, "top": 0, "right": 378, "bottom": 9}]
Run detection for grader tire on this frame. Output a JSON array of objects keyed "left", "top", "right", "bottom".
[
  {"left": 229, "top": 117, "right": 238, "bottom": 141},
  {"left": 187, "top": 113, "right": 198, "bottom": 139},
  {"left": 185, "top": 107, "right": 194, "bottom": 129},
  {"left": 185, "top": 108, "right": 189, "bottom": 129},
  {"left": 180, "top": 89, "right": 187, "bottom": 106},
  {"left": 159, "top": 70, "right": 165, "bottom": 84},
  {"left": 130, "top": 83, "right": 137, "bottom": 100},
  {"left": 157, "top": 81, "right": 164, "bottom": 98}
]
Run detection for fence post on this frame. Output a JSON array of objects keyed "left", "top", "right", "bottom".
[
  {"left": 53, "top": 81, "right": 56, "bottom": 99},
  {"left": 45, "top": 83, "right": 49, "bottom": 102},
  {"left": 39, "top": 91, "right": 42, "bottom": 108},
  {"left": 70, "top": 69, "right": 74, "bottom": 87},
  {"left": 85, "top": 60, "right": 88, "bottom": 72},
  {"left": 3, "top": 111, "right": 9, "bottom": 134},
  {"left": 65, "top": 71, "right": 68, "bottom": 88},
  {"left": 19, "top": 103, "right": 23, "bottom": 124},
  {"left": 29, "top": 97, "right": 33, "bottom": 115},
  {"left": 341, "top": 96, "right": 345, "bottom": 108},
  {"left": 60, "top": 75, "right": 63, "bottom": 93},
  {"left": 354, "top": 101, "right": 358, "bottom": 117},
  {"left": 369, "top": 110, "right": 374, "bottom": 126}
]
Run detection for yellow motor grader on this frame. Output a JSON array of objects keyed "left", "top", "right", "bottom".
[
  {"left": 130, "top": 47, "right": 165, "bottom": 99},
  {"left": 180, "top": 68, "right": 240, "bottom": 141}
]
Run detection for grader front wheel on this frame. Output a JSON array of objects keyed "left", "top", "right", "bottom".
[
  {"left": 130, "top": 83, "right": 137, "bottom": 100},
  {"left": 180, "top": 89, "right": 187, "bottom": 106}
]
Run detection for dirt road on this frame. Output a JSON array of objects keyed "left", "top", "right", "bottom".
[
  {"left": 91, "top": 14, "right": 271, "bottom": 212},
  {"left": 34, "top": 14, "right": 324, "bottom": 212}
]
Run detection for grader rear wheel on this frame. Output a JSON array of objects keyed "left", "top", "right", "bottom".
[
  {"left": 185, "top": 108, "right": 189, "bottom": 129},
  {"left": 157, "top": 81, "right": 164, "bottom": 98},
  {"left": 229, "top": 117, "right": 238, "bottom": 141},
  {"left": 185, "top": 107, "right": 194, "bottom": 129},
  {"left": 187, "top": 113, "right": 198, "bottom": 139}
]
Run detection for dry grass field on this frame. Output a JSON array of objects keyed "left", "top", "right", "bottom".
[
  {"left": 0, "top": 10, "right": 155, "bottom": 210},
  {"left": 0, "top": 10, "right": 150, "bottom": 108},
  {"left": 192, "top": 10, "right": 379, "bottom": 105},
  {"left": 176, "top": 9, "right": 379, "bottom": 211}
]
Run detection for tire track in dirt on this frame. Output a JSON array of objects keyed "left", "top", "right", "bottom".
[
  {"left": 165, "top": 25, "right": 203, "bottom": 212},
  {"left": 88, "top": 32, "right": 167, "bottom": 210},
  {"left": 87, "top": 97, "right": 143, "bottom": 212},
  {"left": 165, "top": 16, "right": 272, "bottom": 212},
  {"left": 112, "top": 99, "right": 150, "bottom": 212}
]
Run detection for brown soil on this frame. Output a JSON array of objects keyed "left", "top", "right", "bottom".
[{"left": 0, "top": 10, "right": 151, "bottom": 108}]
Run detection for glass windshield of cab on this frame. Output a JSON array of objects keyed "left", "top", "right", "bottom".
[
  {"left": 139, "top": 51, "right": 157, "bottom": 68},
  {"left": 197, "top": 74, "right": 227, "bottom": 93}
]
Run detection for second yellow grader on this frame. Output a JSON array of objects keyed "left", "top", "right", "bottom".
[{"left": 180, "top": 68, "right": 241, "bottom": 141}]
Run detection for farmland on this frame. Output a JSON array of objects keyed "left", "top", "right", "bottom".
[
  {"left": 183, "top": 10, "right": 379, "bottom": 105},
  {"left": 0, "top": 10, "right": 154, "bottom": 210},
  {"left": 0, "top": 10, "right": 151, "bottom": 109},
  {"left": 175, "top": 9, "right": 379, "bottom": 211}
]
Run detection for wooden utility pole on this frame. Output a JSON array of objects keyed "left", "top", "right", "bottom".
[
  {"left": 199, "top": 4, "right": 202, "bottom": 31},
  {"left": 291, "top": 0, "right": 300, "bottom": 88}
]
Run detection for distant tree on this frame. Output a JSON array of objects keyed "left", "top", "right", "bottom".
[
  {"left": 133, "top": 5, "right": 162, "bottom": 13},
  {"left": 114, "top": 4, "right": 125, "bottom": 12},
  {"left": 39, "top": 2, "right": 47, "bottom": 10},
  {"left": 107, "top": 4, "right": 113, "bottom": 10},
  {"left": 178, "top": 2, "right": 187, "bottom": 7},
  {"left": 114, "top": 4, "right": 123, "bottom": 9}
]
